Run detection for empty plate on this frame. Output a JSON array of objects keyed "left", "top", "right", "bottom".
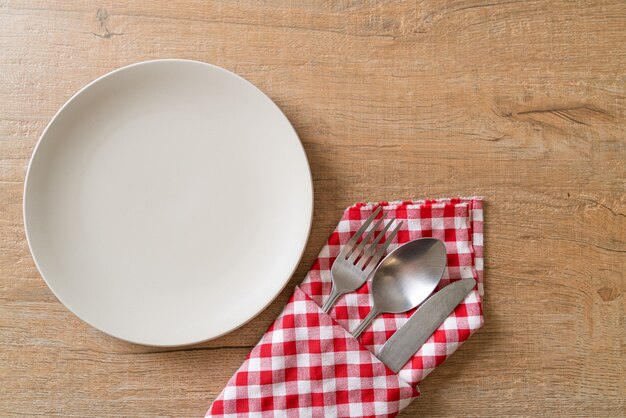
[{"left": 23, "top": 60, "right": 313, "bottom": 346}]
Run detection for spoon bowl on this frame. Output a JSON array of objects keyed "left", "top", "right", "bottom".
[{"left": 351, "top": 238, "right": 447, "bottom": 338}]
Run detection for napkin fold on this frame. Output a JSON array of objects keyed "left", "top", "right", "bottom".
[{"left": 207, "top": 197, "right": 484, "bottom": 417}]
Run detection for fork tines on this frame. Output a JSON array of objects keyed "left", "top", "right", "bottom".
[{"left": 341, "top": 206, "right": 402, "bottom": 275}]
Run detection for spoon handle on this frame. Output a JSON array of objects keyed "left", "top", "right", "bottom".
[
  {"left": 321, "top": 287, "right": 343, "bottom": 313},
  {"left": 352, "top": 307, "right": 380, "bottom": 338}
]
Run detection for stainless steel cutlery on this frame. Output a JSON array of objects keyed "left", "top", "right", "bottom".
[
  {"left": 322, "top": 209, "right": 476, "bottom": 372},
  {"left": 321, "top": 214, "right": 477, "bottom": 372}
]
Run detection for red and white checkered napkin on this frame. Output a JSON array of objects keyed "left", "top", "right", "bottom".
[{"left": 207, "top": 197, "right": 484, "bottom": 417}]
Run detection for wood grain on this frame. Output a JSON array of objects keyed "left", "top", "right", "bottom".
[{"left": 1, "top": 0, "right": 624, "bottom": 416}]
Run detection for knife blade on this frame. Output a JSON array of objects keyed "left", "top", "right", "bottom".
[{"left": 377, "top": 278, "right": 476, "bottom": 373}]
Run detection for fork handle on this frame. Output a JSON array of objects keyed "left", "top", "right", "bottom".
[{"left": 321, "top": 287, "right": 343, "bottom": 313}]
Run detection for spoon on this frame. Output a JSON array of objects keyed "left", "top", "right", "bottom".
[{"left": 351, "top": 238, "right": 447, "bottom": 338}]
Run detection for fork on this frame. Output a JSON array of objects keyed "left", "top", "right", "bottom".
[{"left": 321, "top": 206, "right": 403, "bottom": 313}]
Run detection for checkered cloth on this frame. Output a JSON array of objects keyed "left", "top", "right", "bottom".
[{"left": 207, "top": 197, "right": 484, "bottom": 417}]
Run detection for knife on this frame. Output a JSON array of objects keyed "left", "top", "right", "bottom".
[{"left": 377, "top": 278, "right": 476, "bottom": 373}]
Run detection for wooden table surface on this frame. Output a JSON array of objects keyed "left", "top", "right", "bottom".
[{"left": 1, "top": 1, "right": 624, "bottom": 416}]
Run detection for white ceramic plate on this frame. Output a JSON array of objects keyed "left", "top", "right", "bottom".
[{"left": 24, "top": 60, "right": 313, "bottom": 346}]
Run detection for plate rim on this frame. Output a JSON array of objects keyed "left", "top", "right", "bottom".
[{"left": 23, "top": 59, "right": 314, "bottom": 346}]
